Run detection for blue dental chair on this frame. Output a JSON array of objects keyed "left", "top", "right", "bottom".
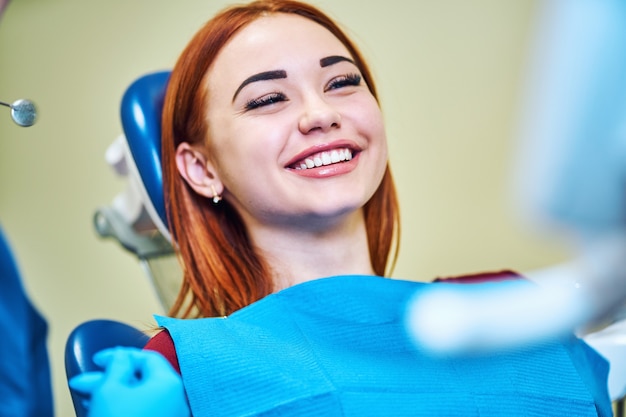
[
  {"left": 117, "top": 70, "right": 171, "bottom": 241},
  {"left": 65, "top": 71, "right": 175, "bottom": 417},
  {"left": 92, "top": 70, "right": 180, "bottom": 311},
  {"left": 64, "top": 319, "right": 151, "bottom": 417}
]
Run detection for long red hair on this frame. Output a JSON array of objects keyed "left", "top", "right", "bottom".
[{"left": 162, "top": 0, "right": 401, "bottom": 318}]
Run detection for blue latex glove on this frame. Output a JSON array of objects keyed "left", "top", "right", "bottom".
[{"left": 69, "top": 347, "right": 190, "bottom": 417}]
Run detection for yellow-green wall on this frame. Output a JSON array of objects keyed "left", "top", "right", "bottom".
[{"left": 0, "top": 1, "right": 568, "bottom": 415}]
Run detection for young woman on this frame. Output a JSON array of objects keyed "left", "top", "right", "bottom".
[
  {"left": 70, "top": 1, "right": 613, "bottom": 416},
  {"left": 159, "top": 0, "right": 399, "bottom": 320}
]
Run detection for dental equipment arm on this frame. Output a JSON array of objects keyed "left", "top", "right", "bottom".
[{"left": 407, "top": 0, "right": 626, "bottom": 356}]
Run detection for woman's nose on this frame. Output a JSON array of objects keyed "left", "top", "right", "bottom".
[{"left": 298, "top": 95, "right": 342, "bottom": 134}]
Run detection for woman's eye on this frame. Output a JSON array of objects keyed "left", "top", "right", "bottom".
[
  {"left": 244, "top": 92, "right": 287, "bottom": 111},
  {"left": 326, "top": 73, "right": 362, "bottom": 91}
]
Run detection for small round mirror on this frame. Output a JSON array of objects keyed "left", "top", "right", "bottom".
[{"left": 10, "top": 99, "right": 37, "bottom": 127}]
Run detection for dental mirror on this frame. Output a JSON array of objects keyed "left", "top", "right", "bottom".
[{"left": 0, "top": 98, "right": 37, "bottom": 127}]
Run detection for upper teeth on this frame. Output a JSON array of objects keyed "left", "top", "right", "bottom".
[{"left": 294, "top": 148, "right": 353, "bottom": 170}]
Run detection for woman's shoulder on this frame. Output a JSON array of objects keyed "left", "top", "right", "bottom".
[{"left": 144, "top": 328, "right": 181, "bottom": 374}]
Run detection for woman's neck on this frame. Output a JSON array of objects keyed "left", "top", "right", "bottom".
[{"left": 247, "top": 211, "right": 375, "bottom": 291}]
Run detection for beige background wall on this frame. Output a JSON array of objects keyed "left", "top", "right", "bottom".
[{"left": 0, "top": 1, "right": 568, "bottom": 416}]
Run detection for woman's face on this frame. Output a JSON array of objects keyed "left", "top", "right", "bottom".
[{"left": 199, "top": 13, "right": 388, "bottom": 230}]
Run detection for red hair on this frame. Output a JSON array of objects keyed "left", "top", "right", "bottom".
[{"left": 162, "top": 0, "right": 401, "bottom": 318}]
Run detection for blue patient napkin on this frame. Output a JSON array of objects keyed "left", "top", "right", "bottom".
[{"left": 157, "top": 275, "right": 611, "bottom": 417}]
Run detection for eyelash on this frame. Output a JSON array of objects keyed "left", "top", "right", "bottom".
[
  {"left": 243, "top": 73, "right": 363, "bottom": 111},
  {"left": 326, "top": 73, "right": 362, "bottom": 91},
  {"left": 244, "top": 92, "right": 287, "bottom": 111}
]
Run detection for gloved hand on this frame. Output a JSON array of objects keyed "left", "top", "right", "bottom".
[{"left": 69, "top": 347, "right": 190, "bottom": 417}]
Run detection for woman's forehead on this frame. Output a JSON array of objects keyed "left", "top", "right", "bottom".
[{"left": 207, "top": 14, "right": 351, "bottom": 86}]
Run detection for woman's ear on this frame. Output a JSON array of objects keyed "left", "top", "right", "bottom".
[{"left": 175, "top": 142, "right": 223, "bottom": 198}]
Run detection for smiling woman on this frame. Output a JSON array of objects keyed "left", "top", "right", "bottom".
[
  {"left": 164, "top": 5, "right": 398, "bottom": 315},
  {"left": 67, "top": 1, "right": 613, "bottom": 416}
]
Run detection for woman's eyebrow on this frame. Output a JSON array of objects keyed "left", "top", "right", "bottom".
[
  {"left": 320, "top": 55, "right": 355, "bottom": 67},
  {"left": 232, "top": 70, "right": 287, "bottom": 102}
]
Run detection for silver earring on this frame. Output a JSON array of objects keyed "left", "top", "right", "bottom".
[{"left": 210, "top": 185, "right": 222, "bottom": 204}]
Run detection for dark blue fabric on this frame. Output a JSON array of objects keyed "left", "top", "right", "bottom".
[
  {"left": 157, "top": 275, "right": 611, "bottom": 417},
  {"left": 0, "top": 226, "right": 53, "bottom": 417}
]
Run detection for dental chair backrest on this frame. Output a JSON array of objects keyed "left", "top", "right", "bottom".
[
  {"left": 94, "top": 70, "right": 183, "bottom": 311},
  {"left": 67, "top": 73, "right": 172, "bottom": 417},
  {"left": 119, "top": 70, "right": 171, "bottom": 241}
]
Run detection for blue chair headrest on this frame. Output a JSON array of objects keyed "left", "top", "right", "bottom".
[{"left": 120, "top": 70, "right": 171, "bottom": 233}]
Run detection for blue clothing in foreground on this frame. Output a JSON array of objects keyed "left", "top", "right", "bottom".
[
  {"left": 0, "top": 226, "right": 53, "bottom": 417},
  {"left": 157, "top": 275, "right": 611, "bottom": 417}
]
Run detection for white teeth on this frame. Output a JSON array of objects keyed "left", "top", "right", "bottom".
[{"left": 293, "top": 148, "right": 353, "bottom": 170}]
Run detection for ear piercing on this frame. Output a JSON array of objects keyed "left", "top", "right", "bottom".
[
  {"left": 189, "top": 154, "right": 222, "bottom": 204},
  {"left": 211, "top": 185, "right": 222, "bottom": 204}
]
